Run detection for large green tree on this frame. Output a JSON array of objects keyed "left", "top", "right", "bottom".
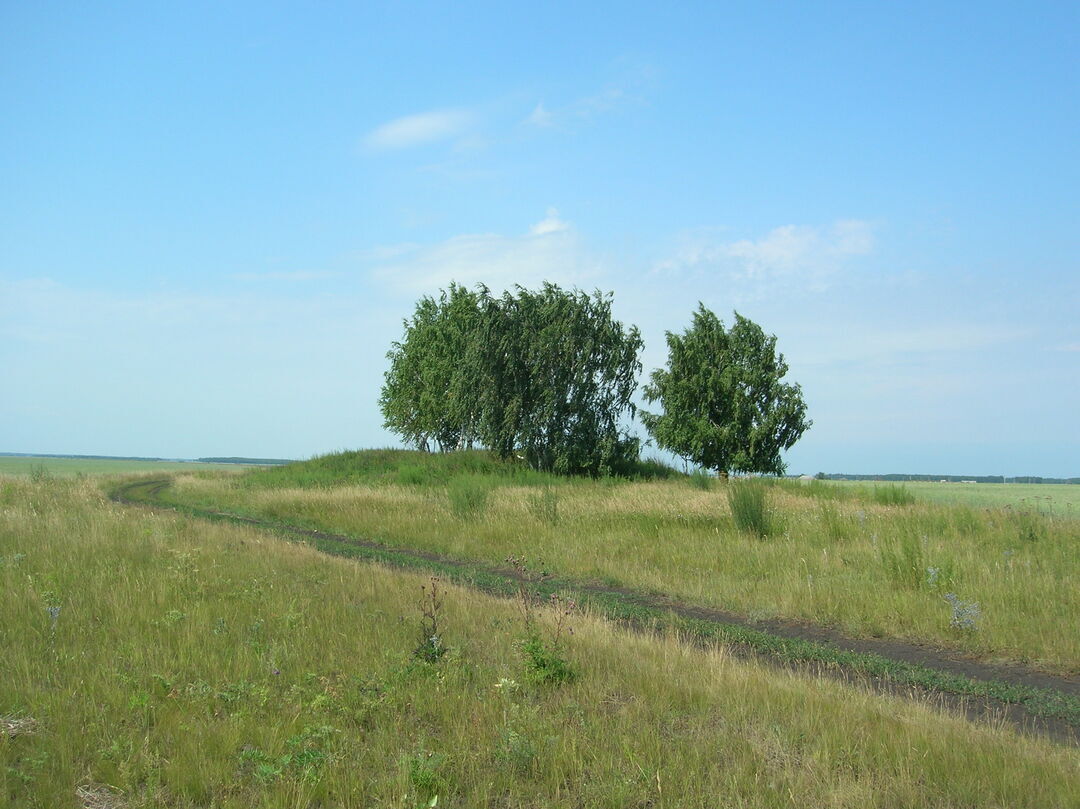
[
  {"left": 641, "top": 305, "right": 811, "bottom": 476},
  {"left": 380, "top": 283, "right": 643, "bottom": 475},
  {"left": 379, "top": 284, "right": 487, "bottom": 452}
]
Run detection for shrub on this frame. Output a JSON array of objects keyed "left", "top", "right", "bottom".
[
  {"left": 728, "top": 481, "right": 770, "bottom": 538},
  {"left": 519, "top": 632, "right": 575, "bottom": 686}
]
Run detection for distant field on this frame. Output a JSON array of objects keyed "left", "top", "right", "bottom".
[
  {"left": 829, "top": 480, "right": 1080, "bottom": 513},
  {"left": 0, "top": 456, "right": 249, "bottom": 477}
]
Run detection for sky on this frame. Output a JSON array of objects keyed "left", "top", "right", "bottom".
[{"left": 2, "top": 1, "right": 1077, "bottom": 476}]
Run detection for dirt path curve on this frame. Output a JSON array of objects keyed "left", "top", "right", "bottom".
[{"left": 113, "top": 477, "right": 1080, "bottom": 745}]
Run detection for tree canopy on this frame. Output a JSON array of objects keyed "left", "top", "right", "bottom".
[
  {"left": 641, "top": 305, "right": 811, "bottom": 476},
  {"left": 380, "top": 283, "right": 643, "bottom": 476}
]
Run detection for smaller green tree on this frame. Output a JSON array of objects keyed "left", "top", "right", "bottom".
[{"left": 641, "top": 305, "right": 810, "bottom": 477}]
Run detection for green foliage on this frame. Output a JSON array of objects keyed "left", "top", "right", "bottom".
[
  {"left": 642, "top": 305, "right": 810, "bottom": 476},
  {"left": 727, "top": 481, "right": 771, "bottom": 538},
  {"left": 380, "top": 283, "right": 643, "bottom": 476},
  {"left": 518, "top": 632, "right": 576, "bottom": 686},
  {"left": 405, "top": 750, "right": 447, "bottom": 804}
]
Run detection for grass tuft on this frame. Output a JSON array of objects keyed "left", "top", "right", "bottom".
[{"left": 728, "top": 480, "right": 770, "bottom": 538}]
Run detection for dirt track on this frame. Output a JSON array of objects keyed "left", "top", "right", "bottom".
[{"left": 113, "top": 477, "right": 1080, "bottom": 745}]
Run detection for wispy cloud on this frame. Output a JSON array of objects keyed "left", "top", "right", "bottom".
[
  {"left": 230, "top": 270, "right": 340, "bottom": 282},
  {"left": 364, "top": 108, "right": 471, "bottom": 150},
  {"left": 529, "top": 207, "right": 569, "bottom": 235},
  {"left": 655, "top": 220, "right": 876, "bottom": 292},
  {"left": 523, "top": 63, "right": 655, "bottom": 129},
  {"left": 525, "top": 102, "right": 553, "bottom": 127},
  {"left": 367, "top": 210, "right": 602, "bottom": 293}
]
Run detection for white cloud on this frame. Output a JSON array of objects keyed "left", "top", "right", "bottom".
[
  {"left": 367, "top": 211, "right": 601, "bottom": 293},
  {"left": 525, "top": 102, "right": 553, "bottom": 127},
  {"left": 1054, "top": 342, "right": 1080, "bottom": 352},
  {"left": 364, "top": 109, "right": 471, "bottom": 150},
  {"left": 655, "top": 220, "right": 876, "bottom": 291},
  {"left": 529, "top": 207, "right": 569, "bottom": 235}
]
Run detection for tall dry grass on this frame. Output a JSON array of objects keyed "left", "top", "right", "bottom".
[
  {"left": 165, "top": 468, "right": 1080, "bottom": 673},
  {"left": 1, "top": 474, "right": 1078, "bottom": 806}
]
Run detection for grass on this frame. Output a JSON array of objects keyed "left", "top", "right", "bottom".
[
  {"left": 826, "top": 479, "right": 1080, "bottom": 512},
  {"left": 156, "top": 450, "right": 1080, "bottom": 674},
  {"left": 0, "top": 456, "right": 250, "bottom": 478},
  {"left": 3, "top": 473, "right": 1079, "bottom": 806}
]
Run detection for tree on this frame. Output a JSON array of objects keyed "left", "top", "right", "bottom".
[
  {"left": 641, "top": 305, "right": 810, "bottom": 477},
  {"left": 380, "top": 283, "right": 643, "bottom": 476},
  {"left": 379, "top": 284, "right": 486, "bottom": 452}
]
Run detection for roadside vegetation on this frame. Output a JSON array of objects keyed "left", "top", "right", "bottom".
[
  {"left": 160, "top": 450, "right": 1080, "bottom": 674},
  {"left": 3, "top": 473, "right": 1078, "bottom": 807}
]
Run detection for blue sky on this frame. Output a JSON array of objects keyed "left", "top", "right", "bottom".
[{"left": 2, "top": 1, "right": 1077, "bottom": 475}]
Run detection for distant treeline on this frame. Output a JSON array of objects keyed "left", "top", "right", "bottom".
[
  {"left": 814, "top": 473, "right": 1079, "bottom": 485},
  {"left": 197, "top": 457, "right": 293, "bottom": 466}
]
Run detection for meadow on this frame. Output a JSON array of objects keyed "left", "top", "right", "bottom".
[
  {"left": 828, "top": 479, "right": 1080, "bottom": 512},
  {"left": 0, "top": 456, "right": 250, "bottom": 478},
  {"left": 157, "top": 450, "right": 1080, "bottom": 675},
  {"left": 2, "top": 472, "right": 1078, "bottom": 807}
]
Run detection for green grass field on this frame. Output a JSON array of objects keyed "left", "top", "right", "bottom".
[
  {"left": 2, "top": 473, "right": 1077, "bottom": 807},
  {"left": 156, "top": 450, "right": 1080, "bottom": 674},
  {"left": 827, "top": 479, "right": 1080, "bottom": 512},
  {"left": 0, "top": 456, "right": 251, "bottom": 477}
]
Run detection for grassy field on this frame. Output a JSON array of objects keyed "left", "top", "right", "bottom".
[
  {"left": 157, "top": 451, "right": 1080, "bottom": 674},
  {"left": 827, "top": 479, "right": 1080, "bottom": 512},
  {"left": 0, "top": 456, "right": 250, "bottom": 478},
  {"left": 2, "top": 473, "right": 1078, "bottom": 807}
]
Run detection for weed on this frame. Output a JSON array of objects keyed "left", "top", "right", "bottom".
[
  {"left": 728, "top": 481, "right": 770, "bottom": 538},
  {"left": 496, "top": 727, "right": 537, "bottom": 773},
  {"left": 506, "top": 555, "right": 576, "bottom": 685},
  {"left": 924, "top": 560, "right": 957, "bottom": 592},
  {"left": 944, "top": 593, "right": 981, "bottom": 632},
  {"left": 413, "top": 576, "right": 449, "bottom": 663},
  {"left": 519, "top": 631, "right": 576, "bottom": 686},
  {"left": 405, "top": 750, "right": 446, "bottom": 805}
]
